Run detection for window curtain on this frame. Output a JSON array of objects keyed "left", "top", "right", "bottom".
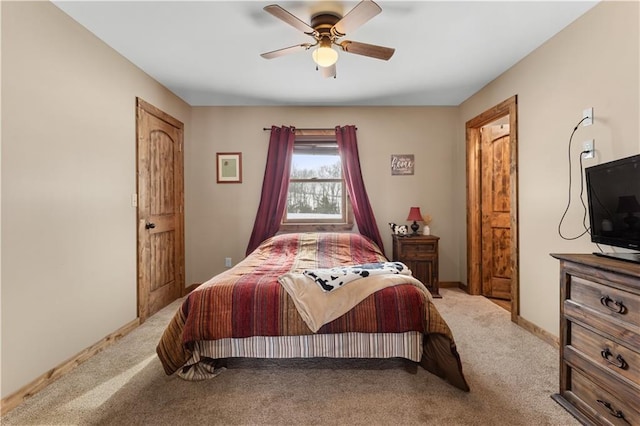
[
  {"left": 245, "top": 126, "right": 295, "bottom": 255},
  {"left": 335, "top": 125, "right": 385, "bottom": 251}
]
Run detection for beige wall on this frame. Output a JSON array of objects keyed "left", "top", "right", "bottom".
[
  {"left": 458, "top": 0, "right": 640, "bottom": 336},
  {"left": 1, "top": 2, "right": 191, "bottom": 397},
  {"left": 186, "top": 106, "right": 460, "bottom": 285}
]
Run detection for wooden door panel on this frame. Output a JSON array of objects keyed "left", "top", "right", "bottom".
[
  {"left": 150, "top": 130, "right": 175, "bottom": 215},
  {"left": 490, "top": 228, "right": 512, "bottom": 299},
  {"left": 491, "top": 228, "right": 510, "bottom": 277},
  {"left": 150, "top": 230, "right": 176, "bottom": 291},
  {"left": 137, "top": 99, "right": 184, "bottom": 322},
  {"left": 491, "top": 135, "right": 510, "bottom": 212},
  {"left": 481, "top": 125, "right": 512, "bottom": 300}
]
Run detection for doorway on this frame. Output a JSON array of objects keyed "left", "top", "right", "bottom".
[
  {"left": 465, "top": 96, "right": 519, "bottom": 322},
  {"left": 136, "top": 98, "right": 185, "bottom": 322}
]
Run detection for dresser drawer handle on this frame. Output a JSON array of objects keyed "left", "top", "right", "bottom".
[
  {"left": 600, "top": 348, "right": 629, "bottom": 370},
  {"left": 596, "top": 399, "right": 627, "bottom": 421},
  {"left": 600, "top": 295, "right": 627, "bottom": 314}
]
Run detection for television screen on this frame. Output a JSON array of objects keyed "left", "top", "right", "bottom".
[{"left": 586, "top": 154, "right": 640, "bottom": 262}]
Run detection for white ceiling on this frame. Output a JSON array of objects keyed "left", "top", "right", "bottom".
[{"left": 52, "top": 0, "right": 599, "bottom": 106}]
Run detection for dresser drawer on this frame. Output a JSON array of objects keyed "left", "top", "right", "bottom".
[
  {"left": 553, "top": 254, "right": 640, "bottom": 426},
  {"left": 570, "top": 276, "right": 640, "bottom": 329},
  {"left": 570, "top": 368, "right": 640, "bottom": 426},
  {"left": 571, "top": 322, "right": 640, "bottom": 386}
]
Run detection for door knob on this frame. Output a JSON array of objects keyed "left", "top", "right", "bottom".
[{"left": 145, "top": 222, "right": 156, "bottom": 230}]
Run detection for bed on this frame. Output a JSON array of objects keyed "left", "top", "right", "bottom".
[{"left": 156, "top": 232, "right": 469, "bottom": 391}]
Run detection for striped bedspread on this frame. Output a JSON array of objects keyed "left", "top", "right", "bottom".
[{"left": 156, "top": 232, "right": 469, "bottom": 391}]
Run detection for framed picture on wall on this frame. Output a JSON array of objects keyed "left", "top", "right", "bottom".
[
  {"left": 390, "top": 154, "right": 415, "bottom": 175},
  {"left": 216, "top": 152, "right": 242, "bottom": 183}
]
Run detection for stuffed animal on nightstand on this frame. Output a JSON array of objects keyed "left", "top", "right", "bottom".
[{"left": 389, "top": 222, "right": 409, "bottom": 236}]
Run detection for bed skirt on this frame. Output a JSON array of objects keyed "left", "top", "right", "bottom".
[{"left": 177, "top": 332, "right": 423, "bottom": 380}]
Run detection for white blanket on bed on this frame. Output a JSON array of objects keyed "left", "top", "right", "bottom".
[
  {"left": 303, "top": 261, "right": 411, "bottom": 292},
  {"left": 278, "top": 270, "right": 430, "bottom": 332}
]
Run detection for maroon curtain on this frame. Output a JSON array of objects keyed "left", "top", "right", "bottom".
[
  {"left": 336, "top": 125, "right": 385, "bottom": 251},
  {"left": 246, "top": 126, "right": 295, "bottom": 255}
]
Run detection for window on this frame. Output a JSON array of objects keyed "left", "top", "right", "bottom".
[{"left": 281, "top": 133, "right": 353, "bottom": 231}]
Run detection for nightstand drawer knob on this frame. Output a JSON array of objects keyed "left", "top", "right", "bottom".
[
  {"left": 596, "top": 399, "right": 627, "bottom": 420},
  {"left": 600, "top": 348, "right": 629, "bottom": 370},
  {"left": 600, "top": 295, "right": 627, "bottom": 314}
]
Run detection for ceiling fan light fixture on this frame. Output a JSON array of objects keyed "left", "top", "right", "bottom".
[
  {"left": 312, "top": 43, "right": 338, "bottom": 67},
  {"left": 262, "top": 2, "right": 394, "bottom": 72}
]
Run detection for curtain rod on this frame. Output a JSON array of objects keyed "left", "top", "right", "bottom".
[{"left": 262, "top": 127, "right": 357, "bottom": 131}]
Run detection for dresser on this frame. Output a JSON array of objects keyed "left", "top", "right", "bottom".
[
  {"left": 551, "top": 254, "right": 640, "bottom": 426},
  {"left": 392, "top": 234, "right": 440, "bottom": 297}
]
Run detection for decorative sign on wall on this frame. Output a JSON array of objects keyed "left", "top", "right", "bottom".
[
  {"left": 390, "top": 154, "right": 415, "bottom": 175},
  {"left": 216, "top": 152, "right": 242, "bottom": 183}
]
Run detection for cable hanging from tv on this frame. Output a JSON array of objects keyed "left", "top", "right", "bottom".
[{"left": 557, "top": 116, "right": 592, "bottom": 241}]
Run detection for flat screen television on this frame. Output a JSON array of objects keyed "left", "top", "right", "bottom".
[{"left": 585, "top": 154, "right": 640, "bottom": 263}]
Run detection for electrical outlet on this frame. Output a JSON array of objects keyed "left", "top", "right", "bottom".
[
  {"left": 225, "top": 257, "right": 232, "bottom": 268},
  {"left": 583, "top": 139, "right": 595, "bottom": 159},
  {"left": 582, "top": 107, "right": 593, "bottom": 126}
]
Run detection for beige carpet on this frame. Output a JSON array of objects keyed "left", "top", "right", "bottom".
[{"left": 1, "top": 288, "right": 578, "bottom": 425}]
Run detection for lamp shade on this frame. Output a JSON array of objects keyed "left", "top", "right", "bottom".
[
  {"left": 312, "top": 46, "right": 338, "bottom": 67},
  {"left": 312, "top": 37, "right": 338, "bottom": 67},
  {"left": 407, "top": 207, "right": 423, "bottom": 222}
]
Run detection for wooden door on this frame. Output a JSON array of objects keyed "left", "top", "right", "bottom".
[
  {"left": 136, "top": 99, "right": 184, "bottom": 322},
  {"left": 480, "top": 124, "right": 511, "bottom": 300}
]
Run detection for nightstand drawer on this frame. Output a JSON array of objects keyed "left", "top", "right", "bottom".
[
  {"left": 570, "top": 322, "right": 640, "bottom": 386},
  {"left": 399, "top": 241, "right": 437, "bottom": 259}
]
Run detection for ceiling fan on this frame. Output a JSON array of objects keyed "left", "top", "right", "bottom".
[{"left": 260, "top": 0, "right": 395, "bottom": 78}]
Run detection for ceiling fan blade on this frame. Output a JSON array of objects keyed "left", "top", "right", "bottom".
[
  {"left": 338, "top": 40, "right": 395, "bottom": 61},
  {"left": 320, "top": 64, "right": 337, "bottom": 79},
  {"left": 332, "top": 0, "right": 382, "bottom": 37},
  {"left": 264, "top": 4, "right": 317, "bottom": 36},
  {"left": 261, "top": 43, "right": 312, "bottom": 59}
]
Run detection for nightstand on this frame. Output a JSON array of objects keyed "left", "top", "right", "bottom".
[{"left": 391, "top": 234, "right": 440, "bottom": 298}]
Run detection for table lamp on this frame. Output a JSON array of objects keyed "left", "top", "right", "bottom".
[{"left": 407, "top": 207, "right": 423, "bottom": 236}]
